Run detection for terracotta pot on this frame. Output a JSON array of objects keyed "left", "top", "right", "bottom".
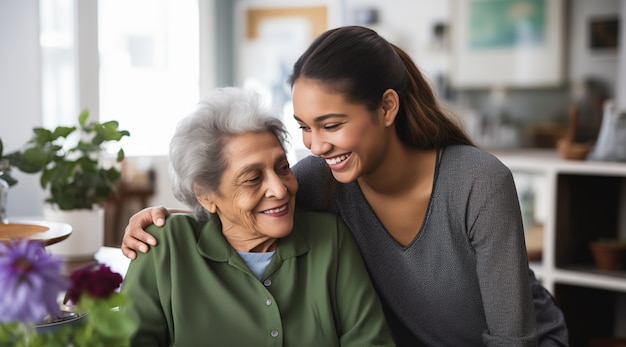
[{"left": 589, "top": 241, "right": 626, "bottom": 271}]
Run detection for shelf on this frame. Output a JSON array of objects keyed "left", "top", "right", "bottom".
[
  {"left": 491, "top": 150, "right": 626, "bottom": 347},
  {"left": 555, "top": 267, "right": 626, "bottom": 292},
  {"left": 494, "top": 149, "right": 626, "bottom": 177}
]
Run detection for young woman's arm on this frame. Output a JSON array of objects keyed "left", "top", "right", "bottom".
[{"left": 469, "top": 164, "right": 538, "bottom": 346}]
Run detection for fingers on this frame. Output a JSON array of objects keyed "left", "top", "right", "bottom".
[
  {"left": 123, "top": 221, "right": 156, "bottom": 249},
  {"left": 124, "top": 225, "right": 156, "bottom": 248},
  {"left": 129, "top": 207, "right": 163, "bottom": 245},
  {"left": 121, "top": 244, "right": 137, "bottom": 260},
  {"left": 151, "top": 206, "right": 169, "bottom": 227}
]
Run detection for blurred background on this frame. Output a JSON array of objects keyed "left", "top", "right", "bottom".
[{"left": 1, "top": 0, "right": 624, "bottom": 237}]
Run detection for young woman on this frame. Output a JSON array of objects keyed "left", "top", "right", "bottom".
[{"left": 122, "top": 26, "right": 568, "bottom": 346}]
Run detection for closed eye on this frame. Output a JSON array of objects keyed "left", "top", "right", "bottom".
[
  {"left": 277, "top": 164, "right": 291, "bottom": 175},
  {"left": 244, "top": 176, "right": 261, "bottom": 184},
  {"left": 323, "top": 123, "right": 341, "bottom": 130},
  {"left": 276, "top": 157, "right": 291, "bottom": 175}
]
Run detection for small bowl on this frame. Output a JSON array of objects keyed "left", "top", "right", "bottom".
[
  {"left": 0, "top": 221, "right": 72, "bottom": 246},
  {"left": 36, "top": 311, "right": 88, "bottom": 334}
]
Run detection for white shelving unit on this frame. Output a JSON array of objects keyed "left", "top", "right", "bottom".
[{"left": 493, "top": 149, "right": 626, "bottom": 346}]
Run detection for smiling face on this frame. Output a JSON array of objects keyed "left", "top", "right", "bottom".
[
  {"left": 196, "top": 131, "right": 298, "bottom": 252},
  {"left": 292, "top": 78, "right": 398, "bottom": 183}
]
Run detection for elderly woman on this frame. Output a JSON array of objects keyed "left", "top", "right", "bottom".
[{"left": 120, "top": 87, "right": 394, "bottom": 347}]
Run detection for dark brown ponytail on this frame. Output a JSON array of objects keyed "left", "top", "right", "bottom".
[{"left": 392, "top": 44, "right": 474, "bottom": 148}]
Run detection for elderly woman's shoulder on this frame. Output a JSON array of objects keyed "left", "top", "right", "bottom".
[
  {"left": 166, "top": 212, "right": 201, "bottom": 223},
  {"left": 146, "top": 213, "right": 204, "bottom": 236}
]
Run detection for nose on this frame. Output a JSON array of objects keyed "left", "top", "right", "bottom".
[
  {"left": 265, "top": 172, "right": 288, "bottom": 199},
  {"left": 306, "top": 130, "right": 331, "bottom": 156}
]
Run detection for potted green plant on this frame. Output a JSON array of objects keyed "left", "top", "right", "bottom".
[{"left": 1, "top": 109, "right": 129, "bottom": 259}]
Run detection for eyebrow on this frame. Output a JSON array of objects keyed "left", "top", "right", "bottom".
[{"left": 293, "top": 113, "right": 348, "bottom": 123}]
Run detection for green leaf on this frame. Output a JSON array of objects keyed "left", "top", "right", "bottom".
[
  {"left": 51, "top": 126, "right": 76, "bottom": 140},
  {"left": 40, "top": 167, "right": 55, "bottom": 188},
  {"left": 0, "top": 322, "right": 19, "bottom": 344},
  {"left": 3, "top": 152, "right": 37, "bottom": 174},
  {"left": 116, "top": 148, "right": 125, "bottom": 162},
  {"left": 105, "top": 167, "right": 121, "bottom": 182},
  {"left": 20, "top": 147, "right": 52, "bottom": 172},
  {"left": 78, "top": 109, "right": 90, "bottom": 127},
  {"left": 50, "top": 160, "right": 76, "bottom": 186},
  {"left": 32, "top": 128, "right": 53, "bottom": 145},
  {"left": 76, "top": 141, "right": 100, "bottom": 154},
  {"left": 76, "top": 156, "right": 98, "bottom": 173}
]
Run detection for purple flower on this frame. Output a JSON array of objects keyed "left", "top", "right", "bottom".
[
  {"left": 66, "top": 264, "right": 123, "bottom": 304},
  {"left": 0, "top": 239, "right": 69, "bottom": 323}
]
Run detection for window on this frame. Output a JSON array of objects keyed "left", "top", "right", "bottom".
[
  {"left": 40, "top": 0, "right": 78, "bottom": 130},
  {"left": 40, "top": 0, "right": 200, "bottom": 156},
  {"left": 98, "top": 0, "right": 200, "bottom": 156}
]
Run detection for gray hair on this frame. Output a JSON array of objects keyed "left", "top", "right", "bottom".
[{"left": 169, "top": 87, "right": 290, "bottom": 221}]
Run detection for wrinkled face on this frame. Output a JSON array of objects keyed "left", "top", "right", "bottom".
[
  {"left": 197, "top": 132, "right": 298, "bottom": 244},
  {"left": 292, "top": 78, "right": 389, "bottom": 183}
]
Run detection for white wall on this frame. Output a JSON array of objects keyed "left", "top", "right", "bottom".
[
  {"left": 617, "top": 0, "right": 626, "bottom": 111},
  {"left": 344, "top": 0, "right": 624, "bottom": 100},
  {"left": 0, "top": 0, "right": 45, "bottom": 218},
  {"left": 568, "top": 0, "right": 621, "bottom": 96},
  {"left": 341, "top": 0, "right": 450, "bottom": 84}
]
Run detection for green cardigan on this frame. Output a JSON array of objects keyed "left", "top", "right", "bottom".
[{"left": 121, "top": 209, "right": 395, "bottom": 347}]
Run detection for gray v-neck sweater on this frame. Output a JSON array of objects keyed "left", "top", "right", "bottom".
[{"left": 293, "top": 145, "right": 567, "bottom": 347}]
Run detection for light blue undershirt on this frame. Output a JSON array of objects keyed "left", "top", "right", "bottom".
[{"left": 237, "top": 251, "right": 275, "bottom": 280}]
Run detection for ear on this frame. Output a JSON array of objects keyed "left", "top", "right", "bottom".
[
  {"left": 196, "top": 194, "right": 217, "bottom": 214},
  {"left": 380, "top": 89, "right": 400, "bottom": 127}
]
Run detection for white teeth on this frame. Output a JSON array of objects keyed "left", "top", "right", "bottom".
[
  {"left": 325, "top": 154, "right": 349, "bottom": 165},
  {"left": 263, "top": 205, "right": 287, "bottom": 214}
]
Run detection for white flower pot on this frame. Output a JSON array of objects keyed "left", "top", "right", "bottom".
[{"left": 43, "top": 205, "right": 104, "bottom": 261}]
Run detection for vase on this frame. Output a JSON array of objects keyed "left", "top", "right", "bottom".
[
  {"left": 587, "top": 99, "right": 626, "bottom": 162},
  {"left": 589, "top": 241, "right": 626, "bottom": 271},
  {"left": 43, "top": 205, "right": 104, "bottom": 261}
]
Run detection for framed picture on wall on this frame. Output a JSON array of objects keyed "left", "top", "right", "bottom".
[
  {"left": 450, "top": 0, "right": 565, "bottom": 89},
  {"left": 588, "top": 16, "right": 619, "bottom": 52},
  {"left": 236, "top": 5, "right": 327, "bottom": 112}
]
